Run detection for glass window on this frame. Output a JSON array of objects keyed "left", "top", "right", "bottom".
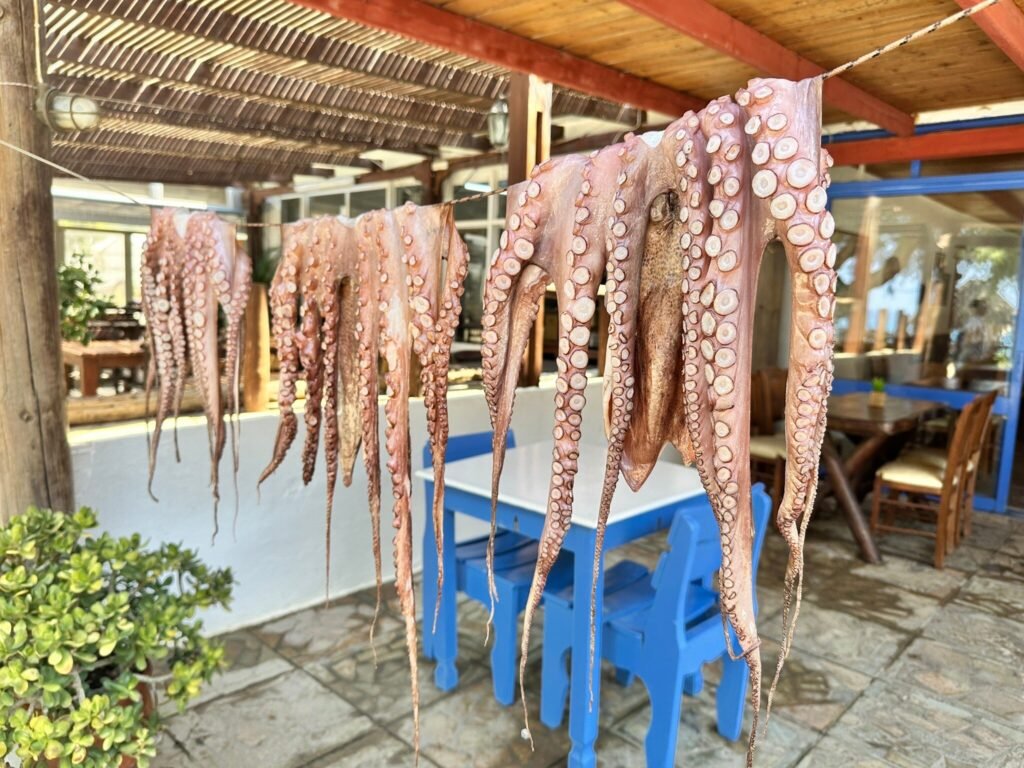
[
  {"left": 396, "top": 185, "right": 423, "bottom": 206},
  {"left": 830, "top": 192, "right": 1022, "bottom": 393},
  {"left": 456, "top": 227, "right": 489, "bottom": 343},
  {"left": 309, "top": 193, "right": 347, "bottom": 217},
  {"left": 349, "top": 188, "right": 387, "bottom": 217},
  {"left": 452, "top": 184, "right": 490, "bottom": 222},
  {"left": 128, "top": 233, "right": 147, "bottom": 304},
  {"left": 63, "top": 229, "right": 128, "bottom": 306},
  {"left": 496, "top": 179, "right": 508, "bottom": 220},
  {"left": 281, "top": 198, "right": 302, "bottom": 224}
]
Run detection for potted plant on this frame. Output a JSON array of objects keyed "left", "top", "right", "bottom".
[
  {"left": 58, "top": 253, "right": 114, "bottom": 345},
  {"left": 869, "top": 376, "right": 887, "bottom": 409},
  {"left": 0, "top": 507, "right": 233, "bottom": 767}
]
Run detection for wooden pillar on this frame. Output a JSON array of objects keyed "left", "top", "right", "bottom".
[
  {"left": 241, "top": 191, "right": 271, "bottom": 411},
  {"left": 507, "top": 73, "right": 552, "bottom": 387},
  {"left": 0, "top": 0, "right": 74, "bottom": 521}
]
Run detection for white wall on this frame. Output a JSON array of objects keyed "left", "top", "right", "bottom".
[{"left": 70, "top": 381, "right": 606, "bottom": 635}]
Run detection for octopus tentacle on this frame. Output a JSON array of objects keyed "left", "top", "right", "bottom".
[
  {"left": 298, "top": 300, "right": 325, "bottom": 486},
  {"left": 693, "top": 97, "right": 768, "bottom": 761},
  {"left": 516, "top": 155, "right": 608, "bottom": 743},
  {"left": 373, "top": 209, "right": 421, "bottom": 753},
  {"left": 258, "top": 222, "right": 306, "bottom": 489},
  {"left": 740, "top": 79, "right": 838, "bottom": 721},
  {"left": 182, "top": 217, "right": 226, "bottom": 530},
  {"left": 355, "top": 214, "right": 385, "bottom": 650},
  {"left": 337, "top": 273, "right": 363, "bottom": 487},
  {"left": 482, "top": 162, "right": 573, "bottom": 622}
]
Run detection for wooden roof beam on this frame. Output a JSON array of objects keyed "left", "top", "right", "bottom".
[
  {"left": 621, "top": 0, "right": 915, "bottom": 135},
  {"left": 826, "top": 124, "right": 1024, "bottom": 165},
  {"left": 286, "top": 0, "right": 704, "bottom": 115},
  {"left": 955, "top": 0, "right": 1024, "bottom": 72}
]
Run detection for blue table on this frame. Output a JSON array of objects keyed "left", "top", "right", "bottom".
[{"left": 417, "top": 440, "right": 708, "bottom": 768}]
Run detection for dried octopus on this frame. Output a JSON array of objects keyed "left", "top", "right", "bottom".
[
  {"left": 482, "top": 77, "right": 836, "bottom": 759},
  {"left": 142, "top": 208, "right": 252, "bottom": 531},
  {"left": 258, "top": 203, "right": 469, "bottom": 752}
]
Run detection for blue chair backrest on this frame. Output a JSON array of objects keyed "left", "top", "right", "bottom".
[
  {"left": 649, "top": 484, "right": 772, "bottom": 627},
  {"left": 422, "top": 430, "right": 517, "bottom": 469}
]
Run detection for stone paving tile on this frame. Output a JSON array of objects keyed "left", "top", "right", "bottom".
[
  {"left": 150, "top": 736, "right": 199, "bottom": 768},
  {"left": 801, "top": 569, "right": 943, "bottom": 634},
  {"left": 763, "top": 601, "right": 911, "bottom": 677},
  {"left": 159, "top": 630, "right": 292, "bottom": 716},
  {"left": 754, "top": 640, "right": 871, "bottom": 733},
  {"left": 311, "top": 622, "right": 488, "bottom": 725},
  {"left": 955, "top": 572, "right": 1024, "bottom": 623},
  {"left": 848, "top": 553, "right": 969, "bottom": 600},
  {"left": 888, "top": 636, "right": 1024, "bottom": 731},
  {"left": 827, "top": 680, "right": 1024, "bottom": 768},
  {"left": 922, "top": 601, "right": 1024, "bottom": 667},
  {"left": 305, "top": 729, "right": 430, "bottom": 767},
  {"left": 164, "top": 670, "right": 374, "bottom": 768},
  {"left": 393, "top": 673, "right": 571, "bottom": 768},
  {"left": 254, "top": 593, "right": 401, "bottom": 667},
  {"left": 612, "top": 685, "right": 817, "bottom": 768},
  {"left": 794, "top": 733, "right": 899, "bottom": 768}
]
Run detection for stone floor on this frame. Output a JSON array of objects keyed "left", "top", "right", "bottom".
[{"left": 153, "top": 503, "right": 1024, "bottom": 768}]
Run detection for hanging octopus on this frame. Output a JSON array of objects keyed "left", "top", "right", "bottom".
[
  {"left": 142, "top": 208, "right": 252, "bottom": 531},
  {"left": 482, "top": 77, "right": 836, "bottom": 760},
  {"left": 259, "top": 203, "right": 469, "bottom": 754}
]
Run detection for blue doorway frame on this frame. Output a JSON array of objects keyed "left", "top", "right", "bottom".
[{"left": 828, "top": 168, "right": 1024, "bottom": 513}]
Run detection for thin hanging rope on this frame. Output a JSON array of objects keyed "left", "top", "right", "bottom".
[
  {"left": 0, "top": 136, "right": 148, "bottom": 206},
  {"left": 820, "top": 0, "right": 1002, "bottom": 81}
]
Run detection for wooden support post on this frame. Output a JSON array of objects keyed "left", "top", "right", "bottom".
[
  {"left": 241, "top": 191, "right": 271, "bottom": 412},
  {"left": 507, "top": 73, "right": 552, "bottom": 387},
  {"left": 242, "top": 284, "right": 271, "bottom": 412},
  {"left": 0, "top": 1, "right": 74, "bottom": 521}
]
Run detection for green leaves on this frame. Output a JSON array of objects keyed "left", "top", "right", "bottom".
[
  {"left": 1, "top": 507, "right": 233, "bottom": 767},
  {"left": 57, "top": 252, "right": 114, "bottom": 345}
]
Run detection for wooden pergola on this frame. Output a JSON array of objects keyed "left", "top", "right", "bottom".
[{"left": 2, "top": 0, "right": 1023, "bottom": 518}]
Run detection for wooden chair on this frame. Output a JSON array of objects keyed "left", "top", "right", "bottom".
[
  {"left": 870, "top": 395, "right": 982, "bottom": 568},
  {"left": 899, "top": 391, "right": 996, "bottom": 546},
  {"left": 749, "top": 367, "right": 787, "bottom": 511}
]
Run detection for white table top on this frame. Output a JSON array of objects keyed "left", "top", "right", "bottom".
[{"left": 415, "top": 440, "right": 707, "bottom": 529}]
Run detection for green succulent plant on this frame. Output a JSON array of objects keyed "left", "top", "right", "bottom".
[{"left": 0, "top": 507, "right": 233, "bottom": 767}]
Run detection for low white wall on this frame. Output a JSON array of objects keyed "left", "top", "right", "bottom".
[{"left": 70, "top": 381, "right": 605, "bottom": 635}]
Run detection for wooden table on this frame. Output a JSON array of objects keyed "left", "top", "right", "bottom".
[
  {"left": 62, "top": 340, "right": 146, "bottom": 396},
  {"left": 823, "top": 392, "right": 940, "bottom": 564},
  {"left": 416, "top": 441, "right": 708, "bottom": 768}
]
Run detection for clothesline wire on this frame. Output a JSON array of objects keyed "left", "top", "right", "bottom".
[{"left": 0, "top": 0, "right": 1002, "bottom": 224}]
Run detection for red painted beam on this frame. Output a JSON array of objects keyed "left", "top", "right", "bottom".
[
  {"left": 620, "top": 0, "right": 915, "bottom": 136},
  {"left": 955, "top": 0, "right": 1024, "bottom": 72},
  {"left": 827, "top": 124, "right": 1024, "bottom": 166},
  {"left": 287, "top": 0, "right": 704, "bottom": 116}
]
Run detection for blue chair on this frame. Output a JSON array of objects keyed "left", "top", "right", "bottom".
[
  {"left": 540, "top": 486, "right": 771, "bottom": 767},
  {"left": 421, "top": 430, "right": 574, "bottom": 706}
]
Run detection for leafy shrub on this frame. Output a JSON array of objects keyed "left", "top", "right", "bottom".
[{"left": 0, "top": 508, "right": 233, "bottom": 767}]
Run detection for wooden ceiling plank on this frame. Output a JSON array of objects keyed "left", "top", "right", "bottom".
[
  {"left": 285, "top": 0, "right": 704, "bottom": 114},
  {"left": 827, "top": 124, "right": 1024, "bottom": 166},
  {"left": 620, "top": 0, "right": 915, "bottom": 135},
  {"left": 954, "top": 0, "right": 1024, "bottom": 72}
]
